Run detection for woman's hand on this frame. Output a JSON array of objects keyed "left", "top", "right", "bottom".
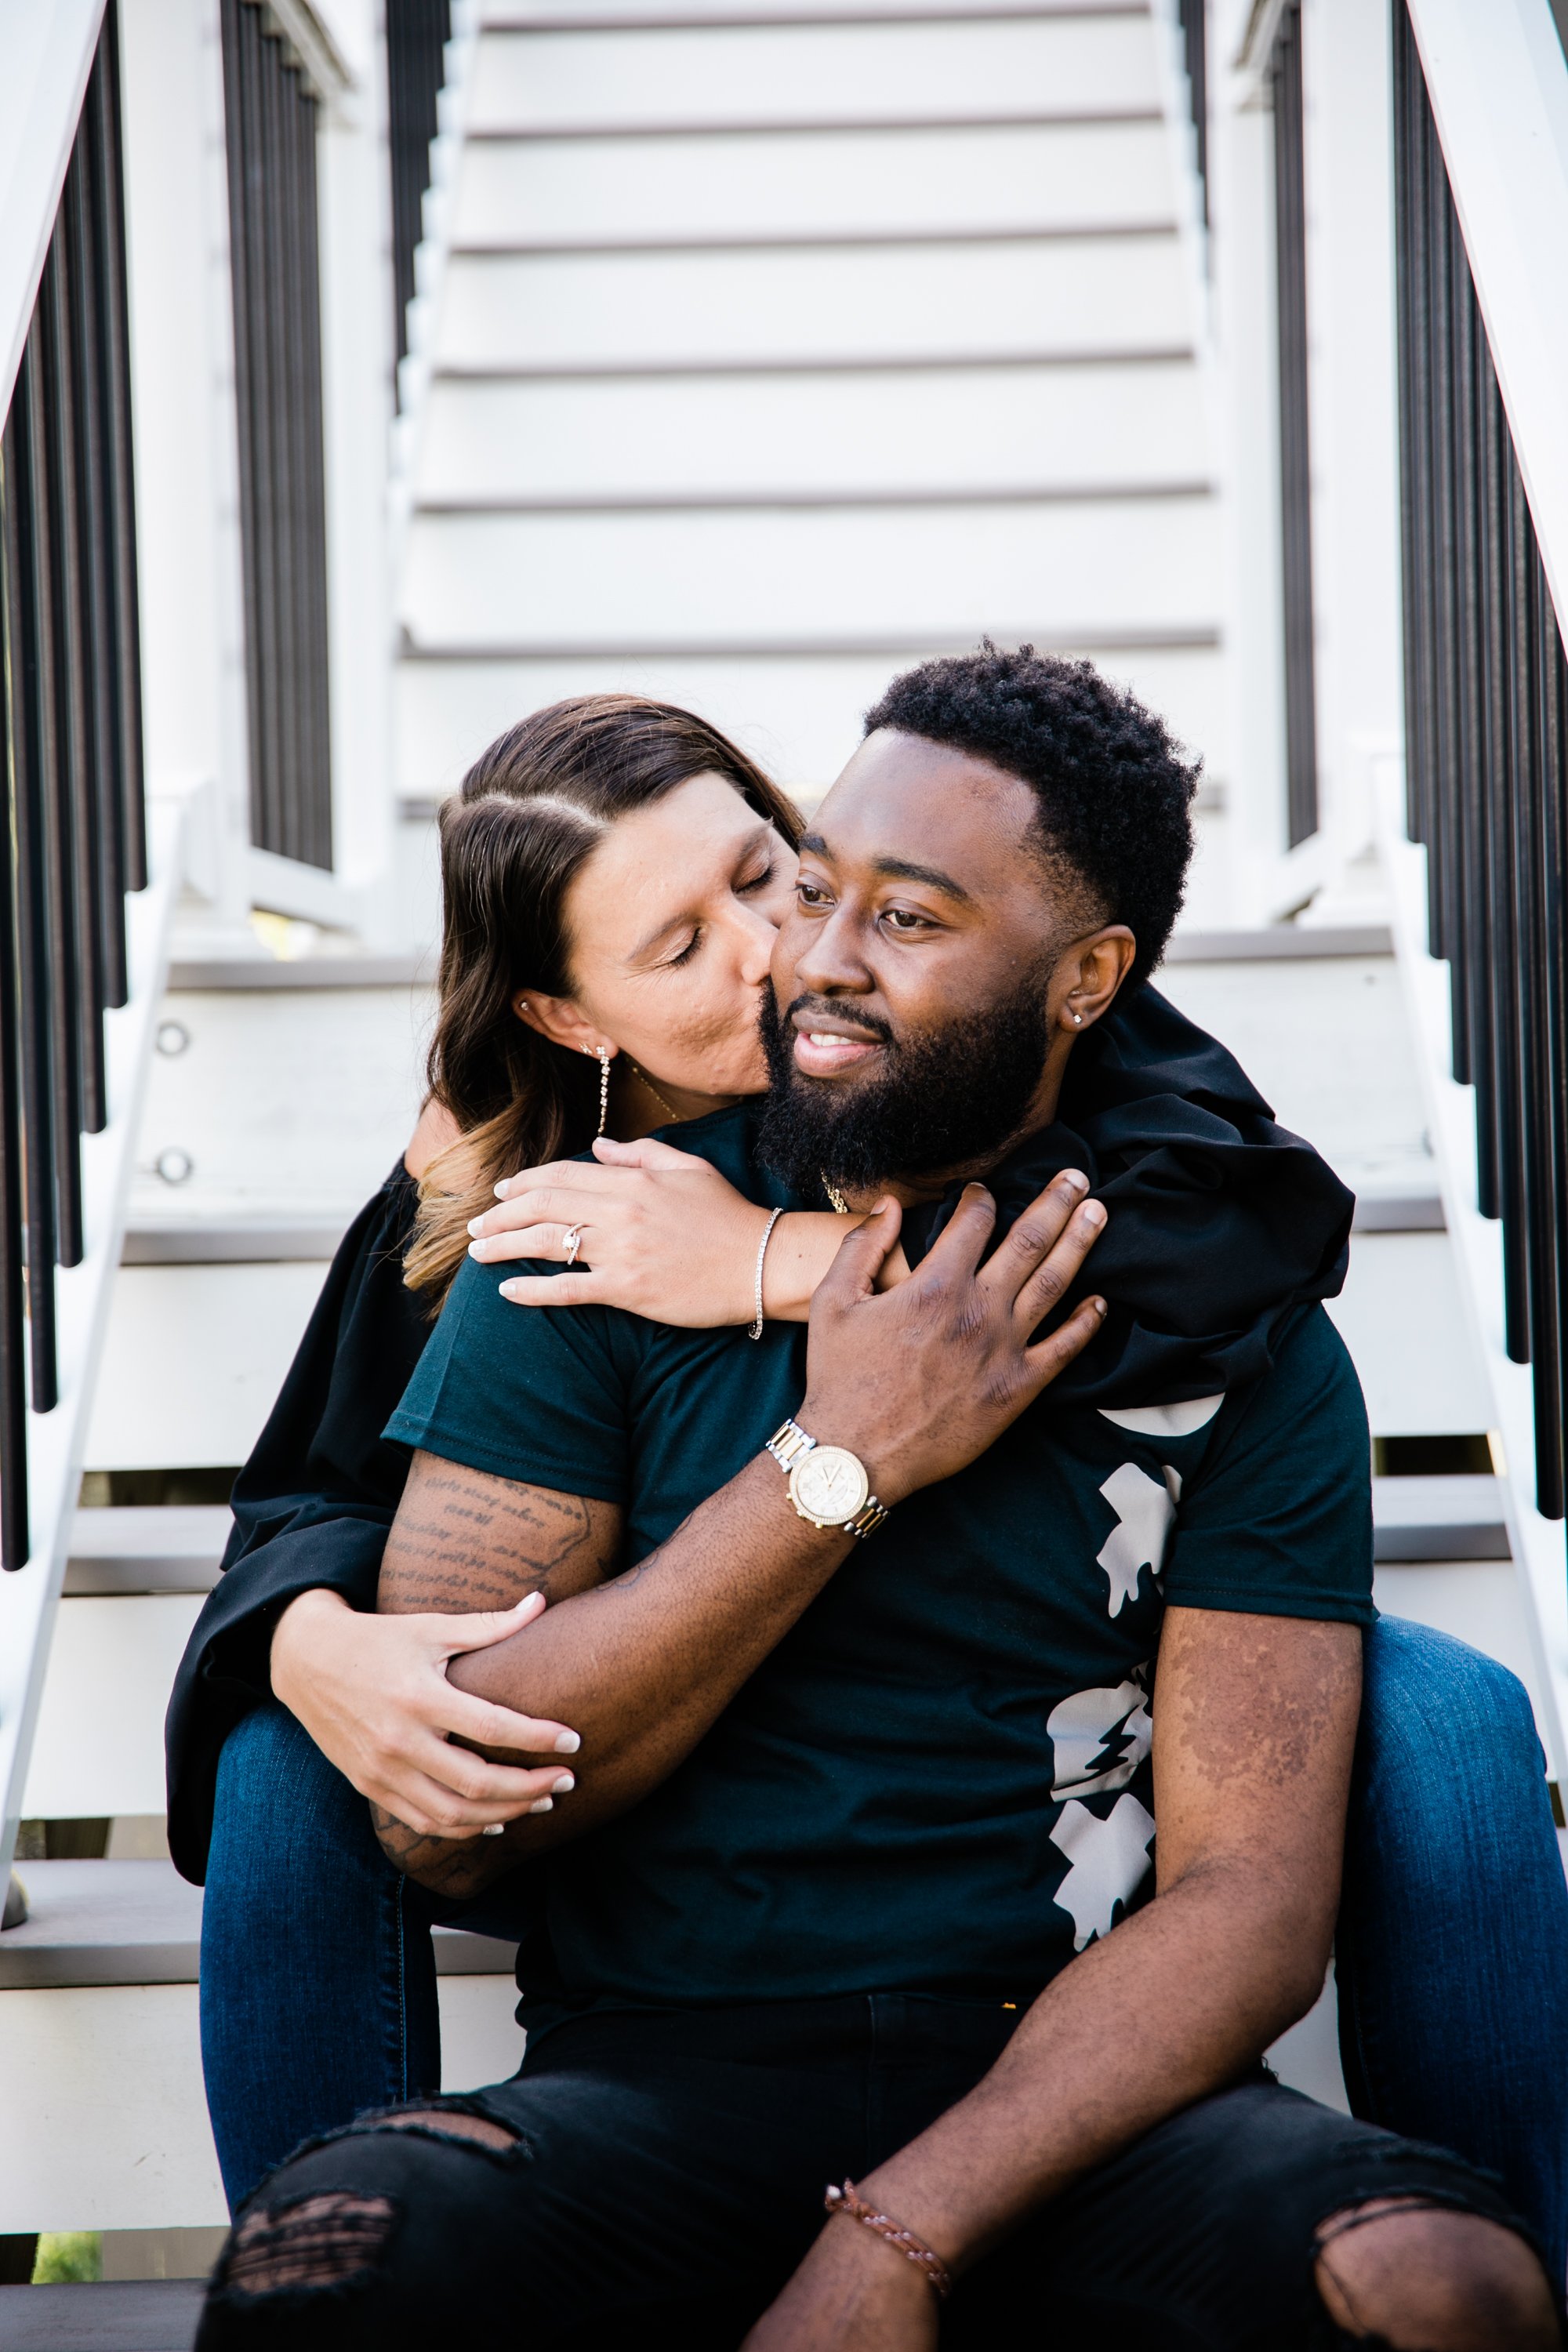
[
  {"left": 467, "top": 1135, "right": 770, "bottom": 1326},
  {"left": 269, "top": 1588, "right": 580, "bottom": 1838}
]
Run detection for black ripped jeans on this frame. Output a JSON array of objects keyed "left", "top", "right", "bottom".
[{"left": 197, "top": 1994, "right": 1534, "bottom": 2352}]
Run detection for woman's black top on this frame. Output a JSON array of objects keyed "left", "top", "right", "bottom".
[{"left": 164, "top": 985, "right": 1355, "bottom": 1883}]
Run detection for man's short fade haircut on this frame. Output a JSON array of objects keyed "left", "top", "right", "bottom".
[{"left": 862, "top": 643, "right": 1200, "bottom": 989}]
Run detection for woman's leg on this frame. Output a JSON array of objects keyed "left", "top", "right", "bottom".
[
  {"left": 201, "top": 1702, "right": 443, "bottom": 2212},
  {"left": 1338, "top": 1613, "right": 1568, "bottom": 2287}
]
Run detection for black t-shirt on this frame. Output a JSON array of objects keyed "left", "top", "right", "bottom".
[{"left": 387, "top": 1105, "right": 1372, "bottom": 2024}]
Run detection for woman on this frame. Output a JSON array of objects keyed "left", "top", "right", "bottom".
[{"left": 170, "top": 694, "right": 1568, "bottom": 2278}]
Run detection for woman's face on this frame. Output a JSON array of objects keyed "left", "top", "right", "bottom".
[{"left": 547, "top": 772, "right": 797, "bottom": 1104}]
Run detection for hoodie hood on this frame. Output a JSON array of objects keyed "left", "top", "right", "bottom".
[{"left": 898, "top": 983, "right": 1354, "bottom": 1407}]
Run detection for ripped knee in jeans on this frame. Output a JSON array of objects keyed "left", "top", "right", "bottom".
[
  {"left": 372, "top": 2105, "right": 520, "bottom": 2154},
  {"left": 220, "top": 2193, "right": 399, "bottom": 2297},
  {"left": 215, "top": 2105, "right": 523, "bottom": 2303}
]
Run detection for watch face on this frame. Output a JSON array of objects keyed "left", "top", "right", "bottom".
[{"left": 792, "top": 1444, "right": 870, "bottom": 1526}]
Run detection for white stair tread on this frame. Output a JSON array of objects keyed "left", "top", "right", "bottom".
[
  {"left": 401, "top": 498, "right": 1220, "bottom": 652},
  {"left": 467, "top": 16, "right": 1160, "bottom": 132},
  {"left": 1370, "top": 1476, "right": 1507, "bottom": 1559},
  {"left": 414, "top": 362, "right": 1207, "bottom": 504},
  {"left": 436, "top": 236, "right": 1196, "bottom": 373},
  {"left": 452, "top": 120, "right": 1176, "bottom": 247},
  {"left": 65, "top": 1510, "right": 233, "bottom": 1596},
  {"left": 0, "top": 1864, "right": 517, "bottom": 1991}
]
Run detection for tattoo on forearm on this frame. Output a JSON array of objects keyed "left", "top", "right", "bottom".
[{"left": 382, "top": 1465, "right": 600, "bottom": 1614}]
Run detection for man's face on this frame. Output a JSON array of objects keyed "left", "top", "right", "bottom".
[{"left": 759, "top": 728, "right": 1094, "bottom": 1199}]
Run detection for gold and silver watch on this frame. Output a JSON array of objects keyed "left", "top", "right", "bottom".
[{"left": 764, "top": 1417, "right": 888, "bottom": 1537}]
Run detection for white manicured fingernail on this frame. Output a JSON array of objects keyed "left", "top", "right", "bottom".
[
  {"left": 551, "top": 1773, "right": 575, "bottom": 1794},
  {"left": 554, "top": 1730, "right": 580, "bottom": 1754},
  {"left": 528, "top": 1796, "right": 554, "bottom": 1814},
  {"left": 467, "top": 1216, "right": 485, "bottom": 1236},
  {"left": 481, "top": 1823, "right": 504, "bottom": 1838}
]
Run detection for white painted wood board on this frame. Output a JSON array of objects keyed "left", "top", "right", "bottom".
[
  {"left": 395, "top": 644, "right": 1229, "bottom": 808},
  {"left": 0, "top": 1974, "right": 521, "bottom": 2231},
  {"left": 401, "top": 496, "right": 1220, "bottom": 652},
  {"left": 437, "top": 236, "right": 1198, "bottom": 374},
  {"left": 467, "top": 15, "right": 1161, "bottom": 132},
  {"left": 23, "top": 1596, "right": 205, "bottom": 1820},
  {"left": 85, "top": 1263, "right": 332, "bottom": 1472},
  {"left": 416, "top": 362, "right": 1208, "bottom": 504},
  {"left": 452, "top": 121, "right": 1177, "bottom": 247}
]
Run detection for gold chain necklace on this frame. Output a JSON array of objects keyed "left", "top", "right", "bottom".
[
  {"left": 822, "top": 1175, "right": 851, "bottom": 1214},
  {"left": 624, "top": 1058, "right": 681, "bottom": 1123}
]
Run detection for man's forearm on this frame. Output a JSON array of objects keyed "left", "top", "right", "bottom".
[
  {"left": 379, "top": 1453, "right": 851, "bottom": 1887},
  {"left": 858, "top": 1861, "right": 1328, "bottom": 2271}
]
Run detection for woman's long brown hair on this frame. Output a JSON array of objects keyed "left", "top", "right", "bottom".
[{"left": 405, "top": 695, "right": 803, "bottom": 1304}]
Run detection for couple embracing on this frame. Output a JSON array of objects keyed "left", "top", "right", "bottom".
[{"left": 172, "top": 648, "right": 1567, "bottom": 2348}]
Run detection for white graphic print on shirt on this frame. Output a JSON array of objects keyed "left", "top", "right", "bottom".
[
  {"left": 1094, "top": 1460, "right": 1181, "bottom": 1617},
  {"left": 1047, "top": 1673, "right": 1152, "bottom": 1800},
  {"left": 1050, "top": 1793, "right": 1158, "bottom": 1951}
]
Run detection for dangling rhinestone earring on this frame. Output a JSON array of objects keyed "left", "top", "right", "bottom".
[{"left": 585, "top": 1044, "right": 612, "bottom": 1137}]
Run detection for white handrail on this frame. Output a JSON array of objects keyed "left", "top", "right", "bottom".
[{"left": 0, "top": 0, "right": 105, "bottom": 428}]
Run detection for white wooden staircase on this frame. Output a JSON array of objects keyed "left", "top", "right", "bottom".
[{"left": 5, "top": 1, "right": 1563, "bottom": 2332}]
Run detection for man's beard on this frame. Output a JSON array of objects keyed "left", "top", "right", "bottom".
[{"left": 757, "top": 968, "right": 1056, "bottom": 1198}]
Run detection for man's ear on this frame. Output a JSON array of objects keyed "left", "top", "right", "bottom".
[
  {"left": 1053, "top": 927, "right": 1137, "bottom": 1038},
  {"left": 513, "top": 989, "right": 616, "bottom": 1064}
]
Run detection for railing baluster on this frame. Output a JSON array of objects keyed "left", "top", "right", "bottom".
[
  {"left": 1270, "top": 2, "right": 1319, "bottom": 848},
  {"left": 91, "top": 0, "right": 147, "bottom": 906},
  {"left": 221, "top": 0, "right": 333, "bottom": 874},
  {"left": 387, "top": 0, "right": 452, "bottom": 381},
  {"left": 0, "top": 425, "right": 37, "bottom": 1563}
]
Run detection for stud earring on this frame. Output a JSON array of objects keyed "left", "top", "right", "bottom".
[
  {"left": 1072, "top": 1011, "right": 1083, "bottom": 1026},
  {"left": 584, "top": 1044, "right": 612, "bottom": 1136}
]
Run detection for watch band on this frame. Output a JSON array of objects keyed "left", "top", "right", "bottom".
[{"left": 765, "top": 1417, "right": 817, "bottom": 1473}]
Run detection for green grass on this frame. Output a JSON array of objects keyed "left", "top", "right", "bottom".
[{"left": 33, "top": 2232, "right": 102, "bottom": 2284}]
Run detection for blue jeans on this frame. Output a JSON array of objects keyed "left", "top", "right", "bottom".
[{"left": 201, "top": 1617, "right": 1568, "bottom": 2284}]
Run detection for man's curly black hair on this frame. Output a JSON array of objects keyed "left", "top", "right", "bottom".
[{"left": 862, "top": 643, "right": 1200, "bottom": 989}]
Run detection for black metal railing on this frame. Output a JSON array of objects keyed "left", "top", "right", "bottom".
[
  {"left": 387, "top": 0, "right": 452, "bottom": 385},
  {"left": 1271, "top": 0, "right": 1319, "bottom": 849},
  {"left": 0, "top": 0, "right": 147, "bottom": 1571},
  {"left": 1177, "top": 0, "right": 1208, "bottom": 227},
  {"left": 1393, "top": 0, "right": 1568, "bottom": 1520},
  {"left": 220, "top": 0, "right": 333, "bottom": 873}
]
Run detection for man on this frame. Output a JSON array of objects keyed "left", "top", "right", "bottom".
[{"left": 199, "top": 651, "right": 1555, "bottom": 2350}]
